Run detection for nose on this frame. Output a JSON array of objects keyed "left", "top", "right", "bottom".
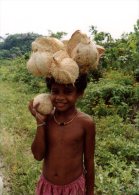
[{"left": 55, "top": 93, "right": 65, "bottom": 101}]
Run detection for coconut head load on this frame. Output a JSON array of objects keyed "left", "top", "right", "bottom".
[
  {"left": 27, "top": 36, "right": 79, "bottom": 84},
  {"left": 27, "top": 30, "right": 105, "bottom": 84}
]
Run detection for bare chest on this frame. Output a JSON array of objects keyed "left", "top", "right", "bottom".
[{"left": 47, "top": 120, "right": 84, "bottom": 147}]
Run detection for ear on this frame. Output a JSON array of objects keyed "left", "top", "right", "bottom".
[{"left": 96, "top": 45, "right": 105, "bottom": 57}]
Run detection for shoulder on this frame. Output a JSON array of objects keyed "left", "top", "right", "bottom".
[
  {"left": 77, "top": 110, "right": 95, "bottom": 131},
  {"left": 77, "top": 110, "right": 94, "bottom": 122}
]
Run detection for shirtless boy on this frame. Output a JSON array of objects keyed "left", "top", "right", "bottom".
[{"left": 28, "top": 74, "right": 96, "bottom": 195}]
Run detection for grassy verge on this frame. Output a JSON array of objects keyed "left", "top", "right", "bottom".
[{"left": 0, "top": 81, "right": 41, "bottom": 195}]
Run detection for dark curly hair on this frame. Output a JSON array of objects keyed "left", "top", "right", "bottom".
[{"left": 45, "top": 74, "right": 88, "bottom": 94}]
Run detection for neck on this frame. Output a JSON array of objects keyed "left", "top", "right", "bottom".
[
  {"left": 53, "top": 106, "right": 78, "bottom": 126},
  {"left": 55, "top": 106, "right": 77, "bottom": 117}
]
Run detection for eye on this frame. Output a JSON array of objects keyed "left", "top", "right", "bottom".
[
  {"left": 64, "top": 88, "right": 74, "bottom": 94},
  {"left": 51, "top": 89, "right": 59, "bottom": 95}
]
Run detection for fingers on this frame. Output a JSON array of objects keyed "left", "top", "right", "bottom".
[
  {"left": 28, "top": 99, "right": 36, "bottom": 116},
  {"left": 34, "top": 102, "right": 40, "bottom": 110},
  {"left": 28, "top": 100, "right": 45, "bottom": 122}
]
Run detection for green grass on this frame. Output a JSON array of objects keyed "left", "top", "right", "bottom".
[{"left": 0, "top": 81, "right": 41, "bottom": 195}]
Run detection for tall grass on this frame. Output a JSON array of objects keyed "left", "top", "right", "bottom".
[{"left": 0, "top": 81, "right": 41, "bottom": 195}]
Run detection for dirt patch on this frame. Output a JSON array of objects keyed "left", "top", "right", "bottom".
[{"left": 0, "top": 158, "right": 11, "bottom": 195}]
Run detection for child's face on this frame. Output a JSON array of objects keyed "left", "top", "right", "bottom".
[{"left": 50, "top": 82, "right": 81, "bottom": 112}]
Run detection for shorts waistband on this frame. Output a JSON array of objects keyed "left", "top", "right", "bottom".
[{"left": 40, "top": 173, "right": 85, "bottom": 188}]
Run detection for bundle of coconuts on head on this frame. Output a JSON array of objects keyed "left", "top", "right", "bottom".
[{"left": 27, "top": 30, "right": 105, "bottom": 115}]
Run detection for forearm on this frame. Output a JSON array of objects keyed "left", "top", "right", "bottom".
[
  {"left": 84, "top": 119, "right": 96, "bottom": 195},
  {"left": 31, "top": 123, "right": 47, "bottom": 161},
  {"left": 85, "top": 162, "right": 95, "bottom": 195},
  {"left": 28, "top": 100, "right": 48, "bottom": 161},
  {"left": 85, "top": 175, "right": 95, "bottom": 195}
]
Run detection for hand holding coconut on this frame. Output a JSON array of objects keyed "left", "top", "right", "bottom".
[{"left": 28, "top": 93, "right": 53, "bottom": 125}]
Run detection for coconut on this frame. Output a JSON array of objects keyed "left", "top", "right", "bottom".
[
  {"left": 27, "top": 51, "right": 53, "bottom": 77},
  {"left": 34, "top": 51, "right": 53, "bottom": 77},
  {"left": 96, "top": 45, "right": 105, "bottom": 57},
  {"left": 33, "top": 93, "right": 53, "bottom": 115},
  {"left": 27, "top": 53, "right": 42, "bottom": 76},
  {"left": 53, "top": 50, "right": 69, "bottom": 62},
  {"left": 67, "top": 30, "right": 105, "bottom": 74},
  {"left": 51, "top": 54, "right": 79, "bottom": 84},
  {"left": 62, "top": 40, "right": 69, "bottom": 51},
  {"left": 67, "top": 30, "right": 90, "bottom": 56},
  {"left": 32, "top": 37, "right": 65, "bottom": 53},
  {"left": 71, "top": 42, "right": 105, "bottom": 73},
  {"left": 71, "top": 41, "right": 99, "bottom": 73}
]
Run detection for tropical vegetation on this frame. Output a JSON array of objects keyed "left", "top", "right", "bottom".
[{"left": 0, "top": 20, "right": 139, "bottom": 195}]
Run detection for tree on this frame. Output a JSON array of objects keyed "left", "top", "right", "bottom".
[
  {"left": 47, "top": 30, "right": 67, "bottom": 39},
  {"left": 0, "top": 33, "right": 40, "bottom": 59}
]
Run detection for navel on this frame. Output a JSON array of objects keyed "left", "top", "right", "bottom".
[{"left": 54, "top": 173, "right": 58, "bottom": 177}]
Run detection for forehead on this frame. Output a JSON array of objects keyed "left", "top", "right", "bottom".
[{"left": 51, "top": 82, "right": 76, "bottom": 90}]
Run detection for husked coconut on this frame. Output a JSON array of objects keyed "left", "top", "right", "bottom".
[
  {"left": 32, "top": 37, "right": 65, "bottom": 53},
  {"left": 71, "top": 42, "right": 98, "bottom": 73},
  {"left": 27, "top": 51, "right": 53, "bottom": 77},
  {"left": 34, "top": 51, "right": 53, "bottom": 77},
  {"left": 51, "top": 56, "right": 79, "bottom": 84},
  {"left": 53, "top": 50, "right": 69, "bottom": 62},
  {"left": 67, "top": 30, "right": 90, "bottom": 56},
  {"left": 96, "top": 45, "right": 106, "bottom": 57},
  {"left": 71, "top": 41, "right": 105, "bottom": 73},
  {"left": 62, "top": 40, "right": 69, "bottom": 51},
  {"left": 27, "top": 53, "right": 42, "bottom": 76},
  {"left": 33, "top": 93, "right": 53, "bottom": 115}
]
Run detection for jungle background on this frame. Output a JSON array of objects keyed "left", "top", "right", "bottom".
[{"left": 0, "top": 20, "right": 139, "bottom": 195}]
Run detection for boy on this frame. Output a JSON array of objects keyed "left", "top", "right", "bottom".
[{"left": 28, "top": 74, "right": 96, "bottom": 195}]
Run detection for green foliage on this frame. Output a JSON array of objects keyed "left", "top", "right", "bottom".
[
  {"left": 0, "top": 81, "right": 41, "bottom": 195},
  {"left": 0, "top": 58, "right": 47, "bottom": 93},
  {"left": 95, "top": 115, "right": 139, "bottom": 194},
  {"left": 134, "top": 68, "right": 139, "bottom": 82},
  {"left": 1, "top": 76, "right": 139, "bottom": 194},
  {"left": 78, "top": 70, "right": 137, "bottom": 120},
  {"left": 48, "top": 30, "right": 67, "bottom": 39},
  {"left": 90, "top": 20, "right": 139, "bottom": 73},
  {"left": 134, "top": 111, "right": 139, "bottom": 130},
  {"left": 0, "top": 33, "right": 40, "bottom": 59},
  {"left": 0, "top": 31, "right": 67, "bottom": 60}
]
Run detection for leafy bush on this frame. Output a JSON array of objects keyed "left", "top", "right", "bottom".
[
  {"left": 95, "top": 115, "right": 139, "bottom": 194},
  {"left": 0, "top": 58, "right": 47, "bottom": 93},
  {"left": 0, "top": 33, "right": 40, "bottom": 59},
  {"left": 134, "top": 68, "right": 139, "bottom": 82},
  {"left": 78, "top": 70, "right": 137, "bottom": 120}
]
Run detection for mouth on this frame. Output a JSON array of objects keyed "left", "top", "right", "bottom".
[{"left": 55, "top": 102, "right": 67, "bottom": 108}]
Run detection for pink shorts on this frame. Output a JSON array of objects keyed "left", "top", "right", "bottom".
[{"left": 35, "top": 174, "right": 86, "bottom": 195}]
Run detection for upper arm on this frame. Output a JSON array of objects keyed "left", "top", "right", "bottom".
[{"left": 84, "top": 117, "right": 96, "bottom": 165}]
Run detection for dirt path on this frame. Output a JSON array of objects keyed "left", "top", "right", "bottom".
[
  {"left": 0, "top": 168, "right": 3, "bottom": 195},
  {"left": 0, "top": 158, "right": 11, "bottom": 195},
  {"left": 0, "top": 158, "right": 4, "bottom": 195}
]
